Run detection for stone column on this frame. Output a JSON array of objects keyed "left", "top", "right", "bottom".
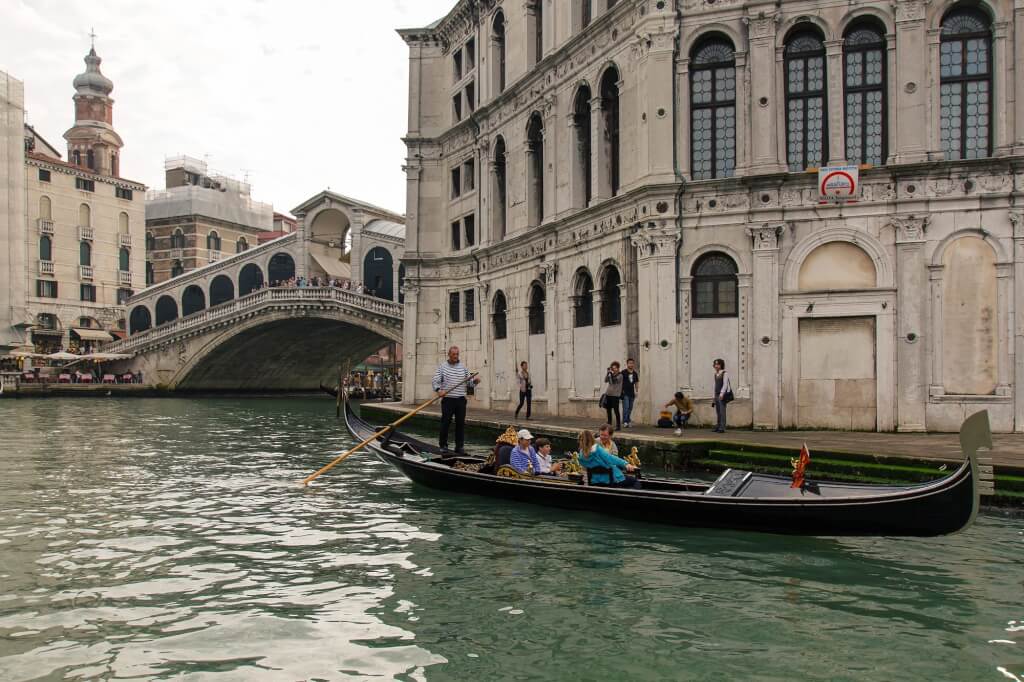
[
  {"left": 1012, "top": 212, "right": 1024, "bottom": 430},
  {"left": 590, "top": 96, "right": 607, "bottom": 202},
  {"left": 641, "top": 27, "right": 676, "bottom": 181},
  {"left": 542, "top": 97, "right": 557, "bottom": 223},
  {"left": 630, "top": 226, "right": 679, "bottom": 425},
  {"left": 1016, "top": 2, "right": 1024, "bottom": 153},
  {"left": 748, "top": 223, "right": 786, "bottom": 430},
  {"left": 926, "top": 27, "right": 943, "bottom": 159},
  {"left": 927, "top": 264, "right": 945, "bottom": 399},
  {"left": 734, "top": 50, "right": 750, "bottom": 174},
  {"left": 400, "top": 279, "right": 420, "bottom": 405},
  {"left": 997, "top": 262, "right": 1013, "bottom": 397},
  {"left": 676, "top": 58, "right": 691, "bottom": 178},
  {"left": 744, "top": 11, "right": 785, "bottom": 173},
  {"left": 892, "top": 1, "right": 930, "bottom": 163},
  {"left": 825, "top": 39, "right": 846, "bottom": 165},
  {"left": 892, "top": 215, "right": 929, "bottom": 432},
  {"left": 994, "top": 21, "right": 1012, "bottom": 155},
  {"left": 349, "top": 208, "right": 365, "bottom": 288},
  {"left": 541, "top": 261, "right": 558, "bottom": 416}
]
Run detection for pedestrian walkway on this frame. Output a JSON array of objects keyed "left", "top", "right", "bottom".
[{"left": 362, "top": 402, "right": 1024, "bottom": 470}]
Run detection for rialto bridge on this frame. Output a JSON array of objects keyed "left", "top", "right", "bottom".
[{"left": 105, "top": 192, "right": 406, "bottom": 391}]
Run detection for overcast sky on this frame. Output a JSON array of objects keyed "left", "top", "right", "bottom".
[{"left": 2, "top": 0, "right": 456, "bottom": 217}]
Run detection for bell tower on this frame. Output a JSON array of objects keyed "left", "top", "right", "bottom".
[{"left": 63, "top": 33, "right": 124, "bottom": 177}]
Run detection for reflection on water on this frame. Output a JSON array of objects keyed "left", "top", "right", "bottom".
[{"left": 0, "top": 398, "right": 1020, "bottom": 681}]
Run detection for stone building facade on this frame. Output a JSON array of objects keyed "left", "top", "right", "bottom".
[
  {"left": 400, "top": 0, "right": 1024, "bottom": 432},
  {"left": 1, "top": 47, "right": 146, "bottom": 354}
]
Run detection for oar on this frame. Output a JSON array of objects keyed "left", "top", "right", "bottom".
[{"left": 301, "top": 372, "right": 478, "bottom": 487}]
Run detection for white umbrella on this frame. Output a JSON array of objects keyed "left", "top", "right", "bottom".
[{"left": 46, "top": 351, "right": 79, "bottom": 361}]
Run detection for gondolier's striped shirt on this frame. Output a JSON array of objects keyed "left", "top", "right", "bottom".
[{"left": 432, "top": 361, "right": 471, "bottom": 398}]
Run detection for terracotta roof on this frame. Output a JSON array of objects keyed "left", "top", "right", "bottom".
[{"left": 25, "top": 151, "right": 146, "bottom": 188}]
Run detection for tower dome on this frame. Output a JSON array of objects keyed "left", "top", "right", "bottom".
[{"left": 73, "top": 48, "right": 113, "bottom": 97}]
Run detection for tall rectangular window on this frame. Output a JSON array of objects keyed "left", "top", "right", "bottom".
[
  {"left": 940, "top": 9, "right": 992, "bottom": 160},
  {"left": 449, "top": 291, "right": 461, "bottom": 323},
  {"left": 690, "top": 40, "right": 737, "bottom": 180},
  {"left": 38, "top": 169, "right": 51, "bottom": 182},
  {"left": 463, "top": 158, "right": 475, "bottom": 192},
  {"left": 451, "top": 221, "right": 462, "bottom": 251},
  {"left": 844, "top": 25, "right": 887, "bottom": 166},
  {"left": 451, "top": 167, "right": 462, "bottom": 199},
  {"left": 36, "top": 280, "right": 58, "bottom": 298},
  {"left": 785, "top": 32, "right": 828, "bottom": 171},
  {"left": 453, "top": 93, "right": 463, "bottom": 122},
  {"left": 80, "top": 284, "right": 96, "bottom": 302},
  {"left": 464, "top": 214, "right": 476, "bottom": 247},
  {"left": 117, "top": 288, "right": 133, "bottom": 305},
  {"left": 453, "top": 48, "right": 463, "bottom": 82},
  {"left": 465, "top": 38, "right": 476, "bottom": 71},
  {"left": 464, "top": 289, "right": 475, "bottom": 322}
]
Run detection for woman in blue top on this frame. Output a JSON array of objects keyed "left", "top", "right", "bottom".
[{"left": 578, "top": 430, "right": 639, "bottom": 488}]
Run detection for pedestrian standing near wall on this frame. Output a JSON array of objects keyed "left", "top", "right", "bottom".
[
  {"left": 603, "top": 361, "right": 623, "bottom": 430},
  {"left": 515, "top": 360, "right": 532, "bottom": 420},
  {"left": 712, "top": 358, "right": 732, "bottom": 434},
  {"left": 621, "top": 358, "right": 639, "bottom": 428},
  {"left": 432, "top": 345, "right": 481, "bottom": 454}
]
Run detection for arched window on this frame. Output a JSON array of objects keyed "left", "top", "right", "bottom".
[
  {"left": 206, "top": 231, "right": 221, "bottom": 252},
  {"left": 573, "top": 270, "right": 594, "bottom": 328},
  {"left": 155, "top": 295, "right": 178, "bottom": 326},
  {"left": 79, "top": 241, "right": 92, "bottom": 267},
  {"left": 182, "top": 285, "right": 206, "bottom": 316},
  {"left": 79, "top": 203, "right": 91, "bottom": 227},
  {"left": 39, "top": 196, "right": 51, "bottom": 220},
  {"left": 599, "top": 266, "right": 621, "bottom": 327},
  {"left": 692, "top": 252, "right": 738, "bottom": 318},
  {"left": 599, "top": 66, "right": 621, "bottom": 196},
  {"left": 111, "top": 152, "right": 118, "bottom": 176},
  {"left": 72, "top": 150, "right": 81, "bottom": 166},
  {"left": 492, "top": 11, "right": 506, "bottom": 94},
  {"left": 145, "top": 232, "right": 155, "bottom": 251},
  {"left": 528, "top": 282, "right": 545, "bottom": 335},
  {"left": 86, "top": 149, "right": 95, "bottom": 170},
  {"left": 119, "top": 247, "right": 130, "bottom": 272},
  {"left": 785, "top": 30, "right": 828, "bottom": 171},
  {"left": 572, "top": 85, "right": 593, "bottom": 207},
  {"left": 171, "top": 229, "right": 185, "bottom": 249},
  {"left": 491, "top": 137, "right": 507, "bottom": 240},
  {"left": 940, "top": 7, "right": 992, "bottom": 160},
  {"left": 39, "top": 235, "right": 52, "bottom": 261},
  {"left": 210, "top": 275, "right": 235, "bottom": 306},
  {"left": 691, "top": 38, "right": 737, "bottom": 180},
  {"left": 844, "top": 22, "right": 887, "bottom": 166},
  {"left": 526, "top": 113, "right": 545, "bottom": 227},
  {"left": 236, "top": 237, "right": 249, "bottom": 253},
  {"left": 119, "top": 212, "right": 129, "bottom": 233},
  {"left": 171, "top": 260, "right": 184, "bottom": 278},
  {"left": 492, "top": 290, "right": 508, "bottom": 340},
  {"left": 129, "top": 306, "right": 151, "bottom": 334}
]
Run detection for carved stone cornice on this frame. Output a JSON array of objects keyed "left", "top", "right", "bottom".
[
  {"left": 891, "top": 215, "right": 930, "bottom": 244},
  {"left": 630, "top": 226, "right": 678, "bottom": 259},
  {"left": 747, "top": 223, "right": 786, "bottom": 252},
  {"left": 895, "top": 0, "right": 930, "bottom": 24},
  {"left": 743, "top": 12, "right": 780, "bottom": 40},
  {"left": 538, "top": 261, "right": 558, "bottom": 284}
]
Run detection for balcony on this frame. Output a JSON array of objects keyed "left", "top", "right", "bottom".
[
  {"left": 119, "top": 233, "right": 132, "bottom": 248},
  {"left": 38, "top": 259, "right": 54, "bottom": 275},
  {"left": 37, "top": 218, "right": 54, "bottom": 234},
  {"left": 170, "top": 248, "right": 184, "bottom": 259},
  {"left": 209, "top": 250, "right": 223, "bottom": 263},
  {"left": 80, "top": 265, "right": 94, "bottom": 280},
  {"left": 118, "top": 270, "right": 132, "bottom": 286},
  {"left": 78, "top": 225, "right": 94, "bottom": 241}
]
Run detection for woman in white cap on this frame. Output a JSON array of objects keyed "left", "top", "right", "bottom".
[{"left": 508, "top": 428, "right": 542, "bottom": 474}]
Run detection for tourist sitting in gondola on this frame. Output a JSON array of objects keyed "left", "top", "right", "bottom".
[
  {"left": 578, "top": 429, "right": 639, "bottom": 488},
  {"left": 508, "top": 429, "right": 542, "bottom": 474},
  {"left": 534, "top": 438, "right": 563, "bottom": 475},
  {"left": 478, "top": 426, "right": 519, "bottom": 475}
]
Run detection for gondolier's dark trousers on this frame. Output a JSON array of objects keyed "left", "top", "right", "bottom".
[{"left": 439, "top": 396, "right": 467, "bottom": 452}]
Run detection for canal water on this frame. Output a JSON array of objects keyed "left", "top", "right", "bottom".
[{"left": 0, "top": 397, "right": 1021, "bottom": 681}]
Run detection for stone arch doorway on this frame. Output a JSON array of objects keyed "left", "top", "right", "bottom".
[
  {"left": 182, "top": 285, "right": 206, "bottom": 317},
  {"left": 155, "top": 296, "right": 179, "bottom": 326},
  {"left": 210, "top": 275, "right": 234, "bottom": 306},
  {"left": 269, "top": 253, "right": 296, "bottom": 285},
  {"left": 239, "top": 263, "right": 264, "bottom": 296},
  {"left": 363, "top": 247, "right": 394, "bottom": 299}
]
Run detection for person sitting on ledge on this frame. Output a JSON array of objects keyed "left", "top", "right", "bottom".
[
  {"left": 578, "top": 429, "right": 638, "bottom": 489},
  {"left": 509, "top": 429, "right": 542, "bottom": 475}
]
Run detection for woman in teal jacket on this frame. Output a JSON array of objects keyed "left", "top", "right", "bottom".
[{"left": 578, "top": 430, "right": 639, "bottom": 488}]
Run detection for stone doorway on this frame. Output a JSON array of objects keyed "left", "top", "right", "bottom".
[{"left": 797, "top": 316, "right": 877, "bottom": 430}]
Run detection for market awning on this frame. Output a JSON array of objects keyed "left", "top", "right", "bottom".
[
  {"left": 30, "top": 328, "right": 62, "bottom": 336},
  {"left": 310, "top": 253, "right": 352, "bottom": 279},
  {"left": 71, "top": 328, "right": 114, "bottom": 343}
]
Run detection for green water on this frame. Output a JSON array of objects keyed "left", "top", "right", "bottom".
[{"left": 0, "top": 398, "right": 1021, "bottom": 681}]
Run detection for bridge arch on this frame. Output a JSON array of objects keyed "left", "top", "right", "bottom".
[
  {"left": 363, "top": 246, "right": 394, "bottom": 299},
  {"left": 210, "top": 275, "right": 234, "bottom": 307},
  {"left": 268, "top": 252, "right": 296, "bottom": 285},
  {"left": 155, "top": 295, "right": 179, "bottom": 326},
  {"left": 182, "top": 285, "right": 206, "bottom": 316},
  {"left": 129, "top": 306, "right": 152, "bottom": 334},
  {"left": 239, "top": 263, "right": 265, "bottom": 296}
]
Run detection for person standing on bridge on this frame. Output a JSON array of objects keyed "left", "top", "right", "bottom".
[{"left": 432, "top": 346, "right": 481, "bottom": 454}]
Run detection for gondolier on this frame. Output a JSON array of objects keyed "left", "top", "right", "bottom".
[{"left": 432, "top": 346, "right": 481, "bottom": 454}]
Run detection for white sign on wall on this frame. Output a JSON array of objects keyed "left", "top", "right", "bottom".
[{"left": 818, "top": 165, "right": 861, "bottom": 203}]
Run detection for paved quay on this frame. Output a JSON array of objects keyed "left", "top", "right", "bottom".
[{"left": 361, "top": 402, "right": 1024, "bottom": 470}]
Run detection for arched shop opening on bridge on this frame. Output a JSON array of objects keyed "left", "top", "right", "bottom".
[
  {"left": 363, "top": 247, "right": 394, "bottom": 300},
  {"left": 155, "top": 295, "right": 179, "bottom": 326},
  {"left": 130, "top": 306, "right": 152, "bottom": 334},
  {"left": 182, "top": 285, "right": 206, "bottom": 316},
  {"left": 269, "top": 253, "right": 296, "bottom": 285},
  {"left": 239, "top": 263, "right": 264, "bottom": 295},
  {"left": 210, "top": 275, "right": 234, "bottom": 307}
]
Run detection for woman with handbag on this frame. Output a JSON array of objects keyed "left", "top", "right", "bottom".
[
  {"left": 712, "top": 358, "right": 733, "bottom": 433},
  {"left": 515, "top": 361, "right": 532, "bottom": 420},
  {"left": 602, "top": 362, "right": 624, "bottom": 430}
]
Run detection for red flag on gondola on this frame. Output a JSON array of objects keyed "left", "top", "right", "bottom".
[{"left": 791, "top": 443, "right": 811, "bottom": 489}]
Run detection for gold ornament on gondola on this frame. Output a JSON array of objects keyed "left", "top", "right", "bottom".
[
  {"left": 496, "top": 426, "right": 518, "bottom": 446},
  {"left": 561, "top": 452, "right": 584, "bottom": 475},
  {"left": 625, "top": 447, "right": 641, "bottom": 468}
]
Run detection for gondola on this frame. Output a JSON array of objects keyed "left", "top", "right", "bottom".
[{"left": 342, "top": 402, "right": 990, "bottom": 537}]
